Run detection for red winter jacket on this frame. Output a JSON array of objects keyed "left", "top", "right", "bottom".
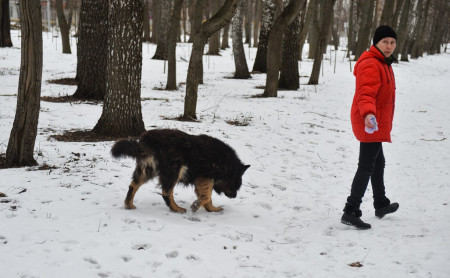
[{"left": 351, "top": 45, "right": 396, "bottom": 143}]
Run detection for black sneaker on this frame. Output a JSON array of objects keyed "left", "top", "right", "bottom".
[
  {"left": 341, "top": 213, "right": 371, "bottom": 230},
  {"left": 375, "top": 202, "right": 399, "bottom": 218}
]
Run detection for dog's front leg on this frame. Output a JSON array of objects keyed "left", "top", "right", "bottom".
[
  {"left": 162, "top": 188, "right": 187, "bottom": 213},
  {"left": 191, "top": 178, "right": 222, "bottom": 212}
]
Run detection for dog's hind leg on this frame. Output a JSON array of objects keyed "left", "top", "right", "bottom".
[
  {"left": 124, "top": 156, "right": 156, "bottom": 209},
  {"left": 191, "top": 178, "right": 223, "bottom": 212},
  {"left": 160, "top": 165, "right": 188, "bottom": 213}
]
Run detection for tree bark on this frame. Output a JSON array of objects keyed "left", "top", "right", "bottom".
[
  {"left": 379, "top": 0, "right": 395, "bottom": 26},
  {"left": 263, "top": 0, "right": 306, "bottom": 97},
  {"left": 244, "top": 0, "right": 253, "bottom": 44},
  {"left": 152, "top": 0, "right": 171, "bottom": 60},
  {"left": 279, "top": 13, "right": 301, "bottom": 90},
  {"left": 397, "top": 0, "right": 411, "bottom": 61},
  {"left": 298, "top": 0, "right": 314, "bottom": 60},
  {"left": 73, "top": 0, "right": 108, "bottom": 100},
  {"left": 221, "top": 22, "right": 230, "bottom": 49},
  {"left": 307, "top": 0, "right": 336, "bottom": 85},
  {"left": 410, "top": 0, "right": 431, "bottom": 58},
  {"left": 6, "top": 0, "right": 42, "bottom": 167},
  {"left": 252, "top": 0, "right": 276, "bottom": 73},
  {"left": 208, "top": 0, "right": 221, "bottom": 55},
  {"left": 307, "top": 0, "right": 319, "bottom": 59},
  {"left": 93, "top": 0, "right": 145, "bottom": 137},
  {"left": 184, "top": 0, "right": 239, "bottom": 120},
  {"left": 143, "top": 0, "right": 151, "bottom": 42},
  {"left": 232, "top": 0, "right": 251, "bottom": 79},
  {"left": 0, "top": 0, "right": 13, "bottom": 47},
  {"left": 151, "top": 0, "right": 160, "bottom": 43},
  {"left": 354, "top": 0, "right": 375, "bottom": 60},
  {"left": 189, "top": 0, "right": 205, "bottom": 43},
  {"left": 167, "top": 0, "right": 184, "bottom": 90},
  {"left": 252, "top": 0, "right": 262, "bottom": 47},
  {"left": 56, "top": 0, "right": 72, "bottom": 54}
]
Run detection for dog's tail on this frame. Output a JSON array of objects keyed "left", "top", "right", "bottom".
[{"left": 111, "top": 139, "right": 142, "bottom": 159}]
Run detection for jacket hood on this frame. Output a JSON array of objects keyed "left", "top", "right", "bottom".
[{"left": 354, "top": 46, "right": 385, "bottom": 76}]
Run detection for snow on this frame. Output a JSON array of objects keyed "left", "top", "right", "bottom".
[{"left": 1, "top": 30, "right": 449, "bottom": 278}]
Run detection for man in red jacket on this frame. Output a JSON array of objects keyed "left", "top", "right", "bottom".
[{"left": 341, "top": 25, "right": 400, "bottom": 230}]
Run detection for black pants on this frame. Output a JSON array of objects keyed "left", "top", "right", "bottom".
[{"left": 345, "top": 142, "right": 390, "bottom": 214}]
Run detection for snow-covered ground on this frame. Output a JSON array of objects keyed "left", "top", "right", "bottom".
[{"left": 1, "top": 31, "right": 449, "bottom": 278}]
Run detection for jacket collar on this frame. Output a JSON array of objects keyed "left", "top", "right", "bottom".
[{"left": 372, "top": 45, "right": 397, "bottom": 65}]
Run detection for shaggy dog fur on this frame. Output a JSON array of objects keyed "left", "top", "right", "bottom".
[{"left": 111, "top": 129, "right": 250, "bottom": 213}]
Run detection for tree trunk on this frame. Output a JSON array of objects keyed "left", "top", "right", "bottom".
[
  {"left": 167, "top": 0, "right": 184, "bottom": 90},
  {"left": 184, "top": 0, "right": 239, "bottom": 120},
  {"left": 0, "top": 0, "right": 13, "bottom": 47},
  {"left": 221, "top": 22, "right": 230, "bottom": 49},
  {"left": 392, "top": 0, "right": 405, "bottom": 30},
  {"left": 143, "top": 0, "right": 151, "bottom": 42},
  {"left": 428, "top": 0, "right": 447, "bottom": 55},
  {"left": 397, "top": 0, "right": 411, "bottom": 61},
  {"left": 208, "top": 0, "right": 221, "bottom": 55},
  {"left": 307, "top": 0, "right": 336, "bottom": 85},
  {"left": 252, "top": 0, "right": 276, "bottom": 73},
  {"left": 354, "top": 0, "right": 375, "bottom": 60},
  {"left": 151, "top": 0, "right": 160, "bottom": 43},
  {"left": 73, "top": 0, "right": 108, "bottom": 100},
  {"left": 189, "top": 0, "right": 205, "bottom": 43},
  {"left": 379, "top": 0, "right": 395, "bottom": 26},
  {"left": 307, "top": 0, "right": 319, "bottom": 59},
  {"left": 347, "top": 0, "right": 355, "bottom": 56},
  {"left": 6, "top": 0, "right": 42, "bottom": 167},
  {"left": 152, "top": 0, "right": 171, "bottom": 60},
  {"left": 410, "top": 0, "right": 431, "bottom": 58},
  {"left": 232, "top": 0, "right": 250, "bottom": 79},
  {"left": 244, "top": 0, "right": 253, "bottom": 44},
  {"left": 279, "top": 13, "right": 301, "bottom": 90},
  {"left": 56, "top": 0, "right": 72, "bottom": 54},
  {"left": 253, "top": 0, "right": 262, "bottom": 47},
  {"left": 263, "top": 0, "right": 306, "bottom": 97},
  {"left": 298, "top": 0, "right": 314, "bottom": 60},
  {"left": 93, "top": 0, "right": 145, "bottom": 137}
]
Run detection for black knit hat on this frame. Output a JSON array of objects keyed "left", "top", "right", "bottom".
[{"left": 373, "top": 25, "right": 397, "bottom": 45}]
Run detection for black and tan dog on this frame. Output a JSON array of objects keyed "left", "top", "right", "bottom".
[{"left": 111, "top": 129, "right": 250, "bottom": 213}]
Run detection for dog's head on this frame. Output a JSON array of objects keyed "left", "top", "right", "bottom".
[{"left": 213, "top": 163, "right": 250, "bottom": 198}]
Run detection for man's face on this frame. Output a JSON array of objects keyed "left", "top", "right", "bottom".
[{"left": 376, "top": 37, "right": 397, "bottom": 57}]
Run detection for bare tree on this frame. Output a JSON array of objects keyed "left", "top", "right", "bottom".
[
  {"left": 410, "top": 0, "right": 430, "bottom": 58},
  {"left": 427, "top": 0, "right": 447, "bottom": 55},
  {"left": 244, "top": 0, "right": 253, "bottom": 44},
  {"left": 354, "top": 0, "right": 375, "bottom": 60},
  {"left": 221, "top": 22, "right": 231, "bottom": 49},
  {"left": 184, "top": 0, "right": 239, "bottom": 120},
  {"left": 56, "top": 0, "right": 73, "bottom": 54},
  {"left": 153, "top": 0, "right": 171, "bottom": 59},
  {"left": 232, "top": 0, "right": 251, "bottom": 79},
  {"left": 6, "top": 0, "right": 42, "bottom": 167},
  {"left": 307, "top": 0, "right": 337, "bottom": 85},
  {"left": 167, "top": 0, "right": 184, "bottom": 90},
  {"left": 93, "top": 0, "right": 145, "bottom": 137},
  {"left": 189, "top": 0, "right": 205, "bottom": 42},
  {"left": 263, "top": 0, "right": 306, "bottom": 97},
  {"left": 397, "top": 0, "right": 411, "bottom": 61},
  {"left": 0, "top": 0, "right": 13, "bottom": 47},
  {"left": 252, "top": 0, "right": 276, "bottom": 73},
  {"left": 151, "top": 0, "right": 161, "bottom": 43},
  {"left": 298, "top": 0, "right": 315, "bottom": 60},
  {"left": 208, "top": 0, "right": 222, "bottom": 55},
  {"left": 253, "top": 0, "right": 262, "bottom": 47},
  {"left": 73, "top": 0, "right": 108, "bottom": 100},
  {"left": 143, "top": 0, "right": 151, "bottom": 42},
  {"left": 379, "top": 0, "right": 395, "bottom": 26},
  {"left": 279, "top": 13, "right": 302, "bottom": 90}
]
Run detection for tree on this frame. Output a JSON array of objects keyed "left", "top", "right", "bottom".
[
  {"left": 379, "top": 0, "right": 395, "bottom": 26},
  {"left": 151, "top": 0, "right": 160, "bottom": 43},
  {"left": 252, "top": 0, "right": 276, "bottom": 73},
  {"left": 307, "top": 0, "right": 319, "bottom": 59},
  {"left": 354, "top": 0, "right": 375, "bottom": 60},
  {"left": 307, "top": 0, "right": 337, "bottom": 85},
  {"left": 93, "top": 0, "right": 145, "bottom": 137},
  {"left": 263, "top": 0, "right": 306, "bottom": 97},
  {"left": 208, "top": 0, "right": 222, "bottom": 55},
  {"left": 232, "top": 0, "right": 251, "bottom": 79},
  {"left": 167, "top": 0, "right": 184, "bottom": 90},
  {"left": 397, "top": 0, "right": 411, "bottom": 61},
  {"left": 184, "top": 0, "right": 240, "bottom": 120},
  {"left": 152, "top": 0, "right": 171, "bottom": 60},
  {"left": 279, "top": 13, "right": 302, "bottom": 90},
  {"left": 189, "top": 0, "right": 205, "bottom": 43},
  {"left": 73, "top": 0, "right": 108, "bottom": 100},
  {"left": 56, "top": 0, "right": 73, "bottom": 54},
  {"left": 143, "top": 0, "right": 151, "bottom": 42},
  {"left": 0, "top": 0, "right": 13, "bottom": 47},
  {"left": 410, "top": 0, "right": 431, "bottom": 59},
  {"left": 298, "top": 0, "right": 315, "bottom": 60},
  {"left": 253, "top": 0, "right": 262, "bottom": 47},
  {"left": 221, "top": 22, "right": 231, "bottom": 49},
  {"left": 6, "top": 0, "right": 42, "bottom": 167}
]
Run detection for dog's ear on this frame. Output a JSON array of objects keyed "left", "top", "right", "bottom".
[{"left": 241, "top": 164, "right": 250, "bottom": 174}]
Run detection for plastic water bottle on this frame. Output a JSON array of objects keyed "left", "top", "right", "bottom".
[{"left": 365, "top": 116, "right": 378, "bottom": 134}]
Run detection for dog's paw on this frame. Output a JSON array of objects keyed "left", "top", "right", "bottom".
[
  {"left": 205, "top": 204, "right": 223, "bottom": 212},
  {"left": 190, "top": 200, "right": 201, "bottom": 212},
  {"left": 171, "top": 207, "right": 187, "bottom": 213},
  {"left": 125, "top": 203, "right": 136, "bottom": 209}
]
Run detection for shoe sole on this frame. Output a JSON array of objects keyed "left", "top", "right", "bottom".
[{"left": 341, "top": 219, "right": 371, "bottom": 230}]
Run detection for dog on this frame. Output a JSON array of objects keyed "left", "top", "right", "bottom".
[{"left": 111, "top": 129, "right": 250, "bottom": 213}]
